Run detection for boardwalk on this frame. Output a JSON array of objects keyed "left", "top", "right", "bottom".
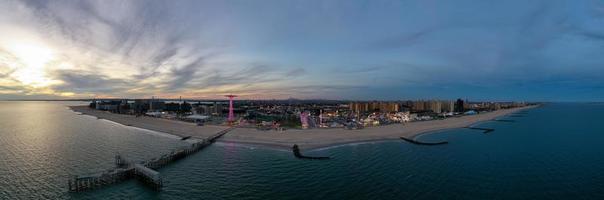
[{"left": 68, "top": 127, "right": 235, "bottom": 192}]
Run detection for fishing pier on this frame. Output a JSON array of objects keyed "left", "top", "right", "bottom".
[{"left": 68, "top": 127, "right": 235, "bottom": 192}]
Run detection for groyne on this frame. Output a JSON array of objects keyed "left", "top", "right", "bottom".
[
  {"left": 292, "top": 144, "right": 330, "bottom": 160},
  {"left": 465, "top": 127, "right": 495, "bottom": 133},
  {"left": 399, "top": 137, "right": 448, "bottom": 145}
]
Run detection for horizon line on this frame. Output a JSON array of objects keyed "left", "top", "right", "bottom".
[{"left": 0, "top": 98, "right": 589, "bottom": 103}]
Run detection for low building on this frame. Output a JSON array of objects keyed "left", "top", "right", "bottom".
[
  {"left": 149, "top": 101, "right": 165, "bottom": 111},
  {"left": 95, "top": 100, "right": 123, "bottom": 112}
]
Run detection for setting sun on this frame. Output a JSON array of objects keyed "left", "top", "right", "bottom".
[{"left": 7, "top": 42, "right": 54, "bottom": 87}]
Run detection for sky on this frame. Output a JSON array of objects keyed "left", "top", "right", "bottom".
[{"left": 0, "top": 0, "right": 603, "bottom": 101}]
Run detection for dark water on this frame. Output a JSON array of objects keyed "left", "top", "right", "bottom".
[{"left": 1, "top": 102, "right": 604, "bottom": 199}]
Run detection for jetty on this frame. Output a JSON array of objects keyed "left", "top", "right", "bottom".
[
  {"left": 400, "top": 137, "right": 448, "bottom": 145},
  {"left": 67, "top": 127, "right": 235, "bottom": 192},
  {"left": 465, "top": 127, "right": 495, "bottom": 133},
  {"left": 292, "top": 144, "right": 330, "bottom": 160}
]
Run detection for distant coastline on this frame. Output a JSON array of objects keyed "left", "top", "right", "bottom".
[{"left": 70, "top": 105, "right": 538, "bottom": 150}]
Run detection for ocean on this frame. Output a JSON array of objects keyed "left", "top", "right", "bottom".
[{"left": 1, "top": 101, "right": 603, "bottom": 199}]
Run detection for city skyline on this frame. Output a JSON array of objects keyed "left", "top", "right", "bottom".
[{"left": 1, "top": 0, "right": 604, "bottom": 101}]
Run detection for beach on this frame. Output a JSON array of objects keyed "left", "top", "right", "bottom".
[
  {"left": 71, "top": 106, "right": 229, "bottom": 139},
  {"left": 70, "top": 105, "right": 536, "bottom": 150}
]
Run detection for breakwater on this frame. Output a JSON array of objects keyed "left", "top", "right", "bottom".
[
  {"left": 400, "top": 137, "right": 448, "bottom": 145},
  {"left": 292, "top": 144, "right": 330, "bottom": 160},
  {"left": 465, "top": 127, "right": 495, "bottom": 133}
]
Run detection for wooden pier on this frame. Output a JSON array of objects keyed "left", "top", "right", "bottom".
[
  {"left": 134, "top": 164, "right": 162, "bottom": 190},
  {"left": 68, "top": 127, "right": 235, "bottom": 192},
  {"left": 67, "top": 167, "right": 134, "bottom": 192}
]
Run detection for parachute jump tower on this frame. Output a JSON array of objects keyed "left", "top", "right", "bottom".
[{"left": 225, "top": 95, "right": 237, "bottom": 124}]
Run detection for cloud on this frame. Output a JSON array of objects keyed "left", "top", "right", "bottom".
[
  {"left": 285, "top": 68, "right": 306, "bottom": 77},
  {"left": 367, "top": 29, "right": 433, "bottom": 50},
  {"left": 1, "top": 0, "right": 604, "bottom": 101},
  {"left": 190, "top": 63, "right": 280, "bottom": 88},
  {"left": 50, "top": 69, "right": 133, "bottom": 94},
  {"left": 184, "top": 83, "right": 367, "bottom": 99},
  {"left": 0, "top": 85, "right": 25, "bottom": 91},
  {"left": 579, "top": 31, "right": 604, "bottom": 40},
  {"left": 164, "top": 56, "right": 205, "bottom": 91},
  {"left": 331, "top": 66, "right": 384, "bottom": 74}
]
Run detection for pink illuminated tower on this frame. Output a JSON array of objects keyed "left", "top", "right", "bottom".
[
  {"left": 300, "top": 111, "right": 309, "bottom": 129},
  {"left": 225, "top": 95, "right": 237, "bottom": 123}
]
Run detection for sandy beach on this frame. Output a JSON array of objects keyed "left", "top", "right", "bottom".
[
  {"left": 71, "top": 105, "right": 537, "bottom": 150},
  {"left": 71, "top": 106, "right": 229, "bottom": 139}
]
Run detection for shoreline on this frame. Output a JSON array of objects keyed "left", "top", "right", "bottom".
[
  {"left": 70, "top": 105, "right": 539, "bottom": 151},
  {"left": 70, "top": 106, "right": 231, "bottom": 140}
]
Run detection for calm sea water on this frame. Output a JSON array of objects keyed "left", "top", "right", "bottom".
[{"left": 1, "top": 101, "right": 604, "bottom": 199}]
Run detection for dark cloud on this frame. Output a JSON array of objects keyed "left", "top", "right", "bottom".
[
  {"left": 164, "top": 57, "right": 205, "bottom": 91},
  {"left": 280, "top": 85, "right": 367, "bottom": 95},
  {"left": 579, "top": 31, "right": 604, "bottom": 40},
  {"left": 193, "top": 64, "right": 279, "bottom": 88},
  {"left": 191, "top": 84, "right": 367, "bottom": 99},
  {"left": 50, "top": 70, "right": 133, "bottom": 93},
  {"left": 151, "top": 47, "right": 179, "bottom": 65}
]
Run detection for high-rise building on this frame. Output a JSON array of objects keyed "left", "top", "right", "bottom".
[
  {"left": 441, "top": 100, "right": 455, "bottom": 113},
  {"left": 426, "top": 100, "right": 442, "bottom": 113},
  {"left": 455, "top": 99, "right": 465, "bottom": 112},
  {"left": 349, "top": 102, "right": 400, "bottom": 113},
  {"left": 412, "top": 100, "right": 425, "bottom": 111}
]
